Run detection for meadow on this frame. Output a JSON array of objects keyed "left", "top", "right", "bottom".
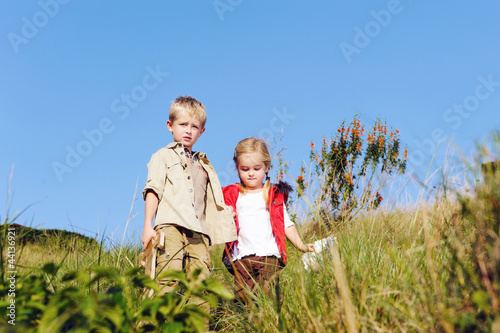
[{"left": 1, "top": 132, "right": 499, "bottom": 332}]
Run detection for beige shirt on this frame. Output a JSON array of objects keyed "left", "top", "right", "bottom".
[
  {"left": 188, "top": 153, "right": 208, "bottom": 235},
  {"left": 142, "top": 142, "right": 237, "bottom": 245}
]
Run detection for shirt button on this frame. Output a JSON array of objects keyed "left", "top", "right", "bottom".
[
  {"left": 196, "top": 215, "right": 198, "bottom": 219},
  {"left": 189, "top": 189, "right": 193, "bottom": 192},
  {"left": 187, "top": 176, "right": 191, "bottom": 180},
  {"left": 180, "top": 151, "right": 184, "bottom": 155},
  {"left": 184, "top": 164, "right": 188, "bottom": 168},
  {"left": 192, "top": 203, "right": 195, "bottom": 207}
]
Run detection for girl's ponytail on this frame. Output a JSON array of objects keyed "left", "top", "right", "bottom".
[{"left": 262, "top": 172, "right": 271, "bottom": 205}]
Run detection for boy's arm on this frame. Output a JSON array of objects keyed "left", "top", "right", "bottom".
[
  {"left": 141, "top": 190, "right": 159, "bottom": 250},
  {"left": 285, "top": 226, "right": 314, "bottom": 253}
]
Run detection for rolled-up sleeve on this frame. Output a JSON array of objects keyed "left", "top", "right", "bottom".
[{"left": 142, "top": 152, "right": 166, "bottom": 201}]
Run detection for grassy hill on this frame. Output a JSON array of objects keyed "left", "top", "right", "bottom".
[{"left": 1, "top": 159, "right": 499, "bottom": 331}]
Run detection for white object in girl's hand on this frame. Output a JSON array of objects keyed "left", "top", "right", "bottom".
[{"left": 302, "top": 235, "right": 337, "bottom": 271}]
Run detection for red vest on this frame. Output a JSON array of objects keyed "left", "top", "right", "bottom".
[{"left": 222, "top": 181, "right": 292, "bottom": 264}]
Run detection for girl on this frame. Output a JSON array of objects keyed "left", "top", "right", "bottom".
[{"left": 222, "top": 137, "right": 313, "bottom": 303}]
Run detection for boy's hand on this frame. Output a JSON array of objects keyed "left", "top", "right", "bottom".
[{"left": 141, "top": 226, "right": 157, "bottom": 250}]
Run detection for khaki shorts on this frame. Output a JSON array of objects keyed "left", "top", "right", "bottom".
[{"left": 155, "top": 225, "right": 211, "bottom": 295}]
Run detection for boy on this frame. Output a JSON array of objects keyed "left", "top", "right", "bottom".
[{"left": 141, "top": 95, "right": 237, "bottom": 296}]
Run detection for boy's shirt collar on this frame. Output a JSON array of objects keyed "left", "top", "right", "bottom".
[
  {"left": 167, "top": 141, "right": 206, "bottom": 159},
  {"left": 184, "top": 148, "right": 196, "bottom": 159}
]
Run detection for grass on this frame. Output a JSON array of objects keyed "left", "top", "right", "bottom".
[{"left": 2, "top": 139, "right": 500, "bottom": 331}]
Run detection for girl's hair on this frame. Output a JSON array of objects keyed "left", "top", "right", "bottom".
[{"left": 233, "top": 137, "right": 272, "bottom": 204}]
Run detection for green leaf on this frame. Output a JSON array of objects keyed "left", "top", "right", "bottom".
[
  {"left": 161, "top": 321, "right": 184, "bottom": 333},
  {"left": 472, "top": 290, "right": 490, "bottom": 309},
  {"left": 156, "top": 270, "right": 189, "bottom": 286},
  {"left": 132, "top": 274, "right": 159, "bottom": 292},
  {"left": 62, "top": 270, "right": 89, "bottom": 283},
  {"left": 197, "top": 278, "right": 234, "bottom": 300},
  {"left": 42, "top": 262, "right": 58, "bottom": 275}
]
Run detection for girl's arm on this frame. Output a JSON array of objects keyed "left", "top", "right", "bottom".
[{"left": 285, "top": 226, "right": 314, "bottom": 253}]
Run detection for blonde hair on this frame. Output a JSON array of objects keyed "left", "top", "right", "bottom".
[
  {"left": 169, "top": 96, "right": 207, "bottom": 127},
  {"left": 233, "top": 137, "right": 272, "bottom": 204}
]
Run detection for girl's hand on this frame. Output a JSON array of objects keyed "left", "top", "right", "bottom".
[
  {"left": 302, "top": 244, "right": 314, "bottom": 252},
  {"left": 229, "top": 206, "right": 238, "bottom": 220},
  {"left": 305, "top": 243, "right": 315, "bottom": 252}
]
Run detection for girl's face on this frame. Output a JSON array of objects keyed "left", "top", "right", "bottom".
[{"left": 237, "top": 152, "right": 269, "bottom": 192}]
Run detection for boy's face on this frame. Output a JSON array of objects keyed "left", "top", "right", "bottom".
[{"left": 167, "top": 112, "right": 205, "bottom": 151}]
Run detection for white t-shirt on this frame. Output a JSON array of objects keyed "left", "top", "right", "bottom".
[{"left": 231, "top": 191, "right": 294, "bottom": 261}]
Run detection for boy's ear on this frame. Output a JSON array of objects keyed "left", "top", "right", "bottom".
[
  {"left": 200, "top": 127, "right": 206, "bottom": 136},
  {"left": 166, "top": 120, "right": 173, "bottom": 132}
]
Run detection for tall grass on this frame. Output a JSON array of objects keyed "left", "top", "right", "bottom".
[
  {"left": 2, "top": 134, "right": 499, "bottom": 332},
  {"left": 209, "top": 134, "right": 500, "bottom": 332}
]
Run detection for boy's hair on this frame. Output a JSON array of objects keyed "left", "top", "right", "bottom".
[
  {"left": 233, "top": 137, "right": 272, "bottom": 203},
  {"left": 169, "top": 96, "right": 207, "bottom": 127}
]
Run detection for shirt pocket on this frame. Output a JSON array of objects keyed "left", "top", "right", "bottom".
[{"left": 166, "top": 162, "right": 186, "bottom": 183}]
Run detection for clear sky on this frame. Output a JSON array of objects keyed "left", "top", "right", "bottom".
[{"left": 1, "top": 1, "right": 499, "bottom": 244}]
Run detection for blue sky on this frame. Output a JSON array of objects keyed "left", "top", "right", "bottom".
[{"left": 1, "top": 1, "right": 499, "bottom": 244}]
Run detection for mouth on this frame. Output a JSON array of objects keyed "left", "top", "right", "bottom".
[{"left": 183, "top": 136, "right": 192, "bottom": 141}]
